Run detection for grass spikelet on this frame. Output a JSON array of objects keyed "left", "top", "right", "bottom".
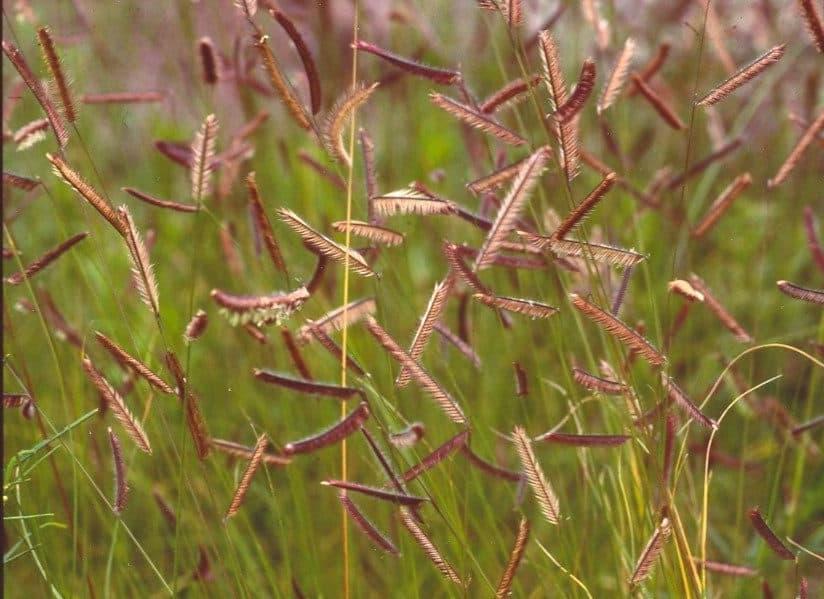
[
  {"left": 475, "top": 147, "right": 550, "bottom": 269},
  {"left": 466, "top": 156, "right": 528, "bottom": 195},
  {"left": 661, "top": 373, "right": 718, "bottom": 429},
  {"left": 276, "top": 208, "right": 376, "bottom": 277},
  {"left": 538, "top": 31, "right": 568, "bottom": 111},
  {"left": 13, "top": 118, "right": 49, "bottom": 150},
  {"left": 495, "top": 517, "right": 530, "bottom": 597},
  {"left": 473, "top": 293, "right": 559, "bottom": 319},
  {"left": 183, "top": 309, "right": 208, "bottom": 343},
  {"left": 3, "top": 171, "right": 40, "bottom": 191},
  {"left": 430, "top": 92, "right": 527, "bottom": 146},
  {"left": 2, "top": 40, "right": 68, "bottom": 147},
  {"left": 462, "top": 445, "right": 521, "bottom": 482},
  {"left": 297, "top": 297, "right": 377, "bottom": 343},
  {"left": 628, "top": 517, "right": 671, "bottom": 586},
  {"left": 597, "top": 38, "right": 635, "bottom": 114},
  {"left": 246, "top": 172, "right": 288, "bottom": 276},
  {"left": 664, "top": 137, "right": 742, "bottom": 190},
  {"left": 209, "top": 438, "right": 291, "bottom": 466},
  {"left": 569, "top": 293, "right": 666, "bottom": 367},
  {"left": 767, "top": 110, "right": 824, "bottom": 188},
  {"left": 81, "top": 91, "right": 165, "bottom": 104},
  {"left": 270, "top": 8, "right": 322, "bottom": 114},
  {"left": 799, "top": 0, "right": 824, "bottom": 52},
  {"left": 513, "top": 426, "right": 560, "bottom": 525},
  {"left": 389, "top": 422, "right": 425, "bottom": 448},
  {"left": 225, "top": 433, "right": 268, "bottom": 520},
  {"left": 337, "top": 492, "right": 400, "bottom": 556},
  {"left": 513, "top": 362, "right": 528, "bottom": 396},
  {"left": 94, "top": 332, "right": 174, "bottom": 394},
  {"left": 198, "top": 37, "right": 218, "bottom": 84},
  {"left": 776, "top": 280, "right": 824, "bottom": 305},
  {"left": 331, "top": 220, "right": 405, "bottom": 246},
  {"left": 480, "top": 75, "right": 542, "bottom": 114},
  {"left": 47, "top": 154, "right": 126, "bottom": 236},
  {"left": 191, "top": 113, "right": 218, "bottom": 203},
  {"left": 397, "top": 278, "right": 455, "bottom": 387},
  {"left": 122, "top": 187, "right": 198, "bottom": 213},
  {"left": 354, "top": 40, "right": 460, "bottom": 85},
  {"left": 280, "top": 328, "right": 313, "bottom": 379},
  {"left": 322, "top": 480, "right": 427, "bottom": 506},
  {"left": 118, "top": 206, "right": 160, "bottom": 317},
  {"left": 535, "top": 432, "right": 630, "bottom": 446},
  {"left": 668, "top": 279, "right": 705, "bottom": 302},
  {"left": 628, "top": 43, "right": 671, "bottom": 96},
  {"left": 688, "top": 274, "right": 753, "bottom": 343},
  {"left": 792, "top": 414, "right": 824, "bottom": 436},
  {"left": 371, "top": 185, "right": 456, "bottom": 216},
  {"left": 364, "top": 315, "right": 467, "bottom": 424},
  {"left": 82, "top": 357, "right": 152, "bottom": 454},
  {"left": 309, "top": 329, "right": 367, "bottom": 377},
  {"left": 400, "top": 430, "right": 469, "bottom": 483},
  {"left": 399, "top": 507, "right": 464, "bottom": 586},
  {"left": 283, "top": 401, "right": 370, "bottom": 455},
  {"left": 631, "top": 74, "right": 685, "bottom": 130},
  {"left": 526, "top": 235, "right": 645, "bottom": 268},
  {"left": 323, "top": 82, "right": 379, "bottom": 167},
  {"left": 253, "top": 34, "right": 311, "bottom": 130},
  {"left": 803, "top": 206, "right": 824, "bottom": 273},
  {"left": 253, "top": 369, "right": 365, "bottom": 401},
  {"left": 552, "top": 171, "right": 617, "bottom": 239},
  {"left": 696, "top": 45, "right": 786, "bottom": 107},
  {"left": 164, "top": 351, "right": 211, "bottom": 459},
  {"left": 5, "top": 231, "right": 87, "bottom": 285},
  {"left": 574, "top": 367, "right": 628, "bottom": 395},
  {"left": 211, "top": 287, "right": 309, "bottom": 326},
  {"left": 3, "top": 393, "right": 31, "bottom": 408},
  {"left": 555, "top": 59, "right": 596, "bottom": 123},
  {"left": 691, "top": 173, "right": 752, "bottom": 237},
  {"left": 152, "top": 488, "right": 177, "bottom": 528},
  {"left": 695, "top": 559, "right": 757, "bottom": 577},
  {"left": 434, "top": 322, "right": 481, "bottom": 368},
  {"left": 747, "top": 507, "right": 795, "bottom": 560},
  {"left": 107, "top": 427, "right": 129, "bottom": 513},
  {"left": 359, "top": 128, "right": 379, "bottom": 203},
  {"left": 442, "top": 244, "right": 489, "bottom": 294}
]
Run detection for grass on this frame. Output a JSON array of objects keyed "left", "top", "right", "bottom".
[{"left": 3, "top": 1, "right": 824, "bottom": 597}]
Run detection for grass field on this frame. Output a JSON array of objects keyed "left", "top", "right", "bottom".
[{"left": 3, "top": 1, "right": 823, "bottom": 597}]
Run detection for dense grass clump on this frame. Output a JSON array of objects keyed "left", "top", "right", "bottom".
[{"left": 3, "top": 1, "right": 823, "bottom": 597}]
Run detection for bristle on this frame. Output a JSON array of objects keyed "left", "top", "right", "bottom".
[
  {"left": 473, "top": 293, "right": 559, "bottom": 319},
  {"left": 553, "top": 171, "right": 617, "bottom": 239},
  {"left": 475, "top": 146, "right": 550, "bottom": 269},
  {"left": 371, "top": 185, "right": 456, "bottom": 216},
  {"left": 254, "top": 34, "right": 311, "bottom": 130},
  {"left": 597, "top": 38, "right": 636, "bottom": 114},
  {"left": 628, "top": 517, "right": 671, "bottom": 585},
  {"left": 48, "top": 154, "right": 126, "bottom": 236},
  {"left": 513, "top": 426, "right": 560, "bottom": 524},
  {"left": 331, "top": 220, "right": 405, "bottom": 246},
  {"left": 82, "top": 357, "right": 152, "bottom": 454},
  {"left": 191, "top": 114, "right": 219, "bottom": 202},
  {"left": 13, "top": 118, "right": 49, "bottom": 150},
  {"left": 570, "top": 294, "right": 665, "bottom": 367},
  {"left": 211, "top": 287, "right": 309, "bottom": 326},
  {"left": 118, "top": 206, "right": 160, "bottom": 317},
  {"left": 246, "top": 172, "right": 288, "bottom": 276},
  {"left": 692, "top": 174, "right": 752, "bottom": 237},
  {"left": 94, "top": 331, "right": 175, "bottom": 394},
  {"left": 5, "top": 231, "right": 87, "bottom": 285},
  {"left": 430, "top": 92, "right": 527, "bottom": 146},
  {"left": 522, "top": 233, "right": 646, "bottom": 268},
  {"left": 399, "top": 507, "right": 464, "bottom": 585},
  {"left": 277, "top": 208, "right": 376, "bottom": 277},
  {"left": 495, "top": 517, "right": 530, "bottom": 597},
  {"left": 225, "top": 433, "right": 268, "bottom": 520},
  {"left": 696, "top": 45, "right": 785, "bottom": 107},
  {"left": 323, "top": 82, "right": 379, "bottom": 167}
]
